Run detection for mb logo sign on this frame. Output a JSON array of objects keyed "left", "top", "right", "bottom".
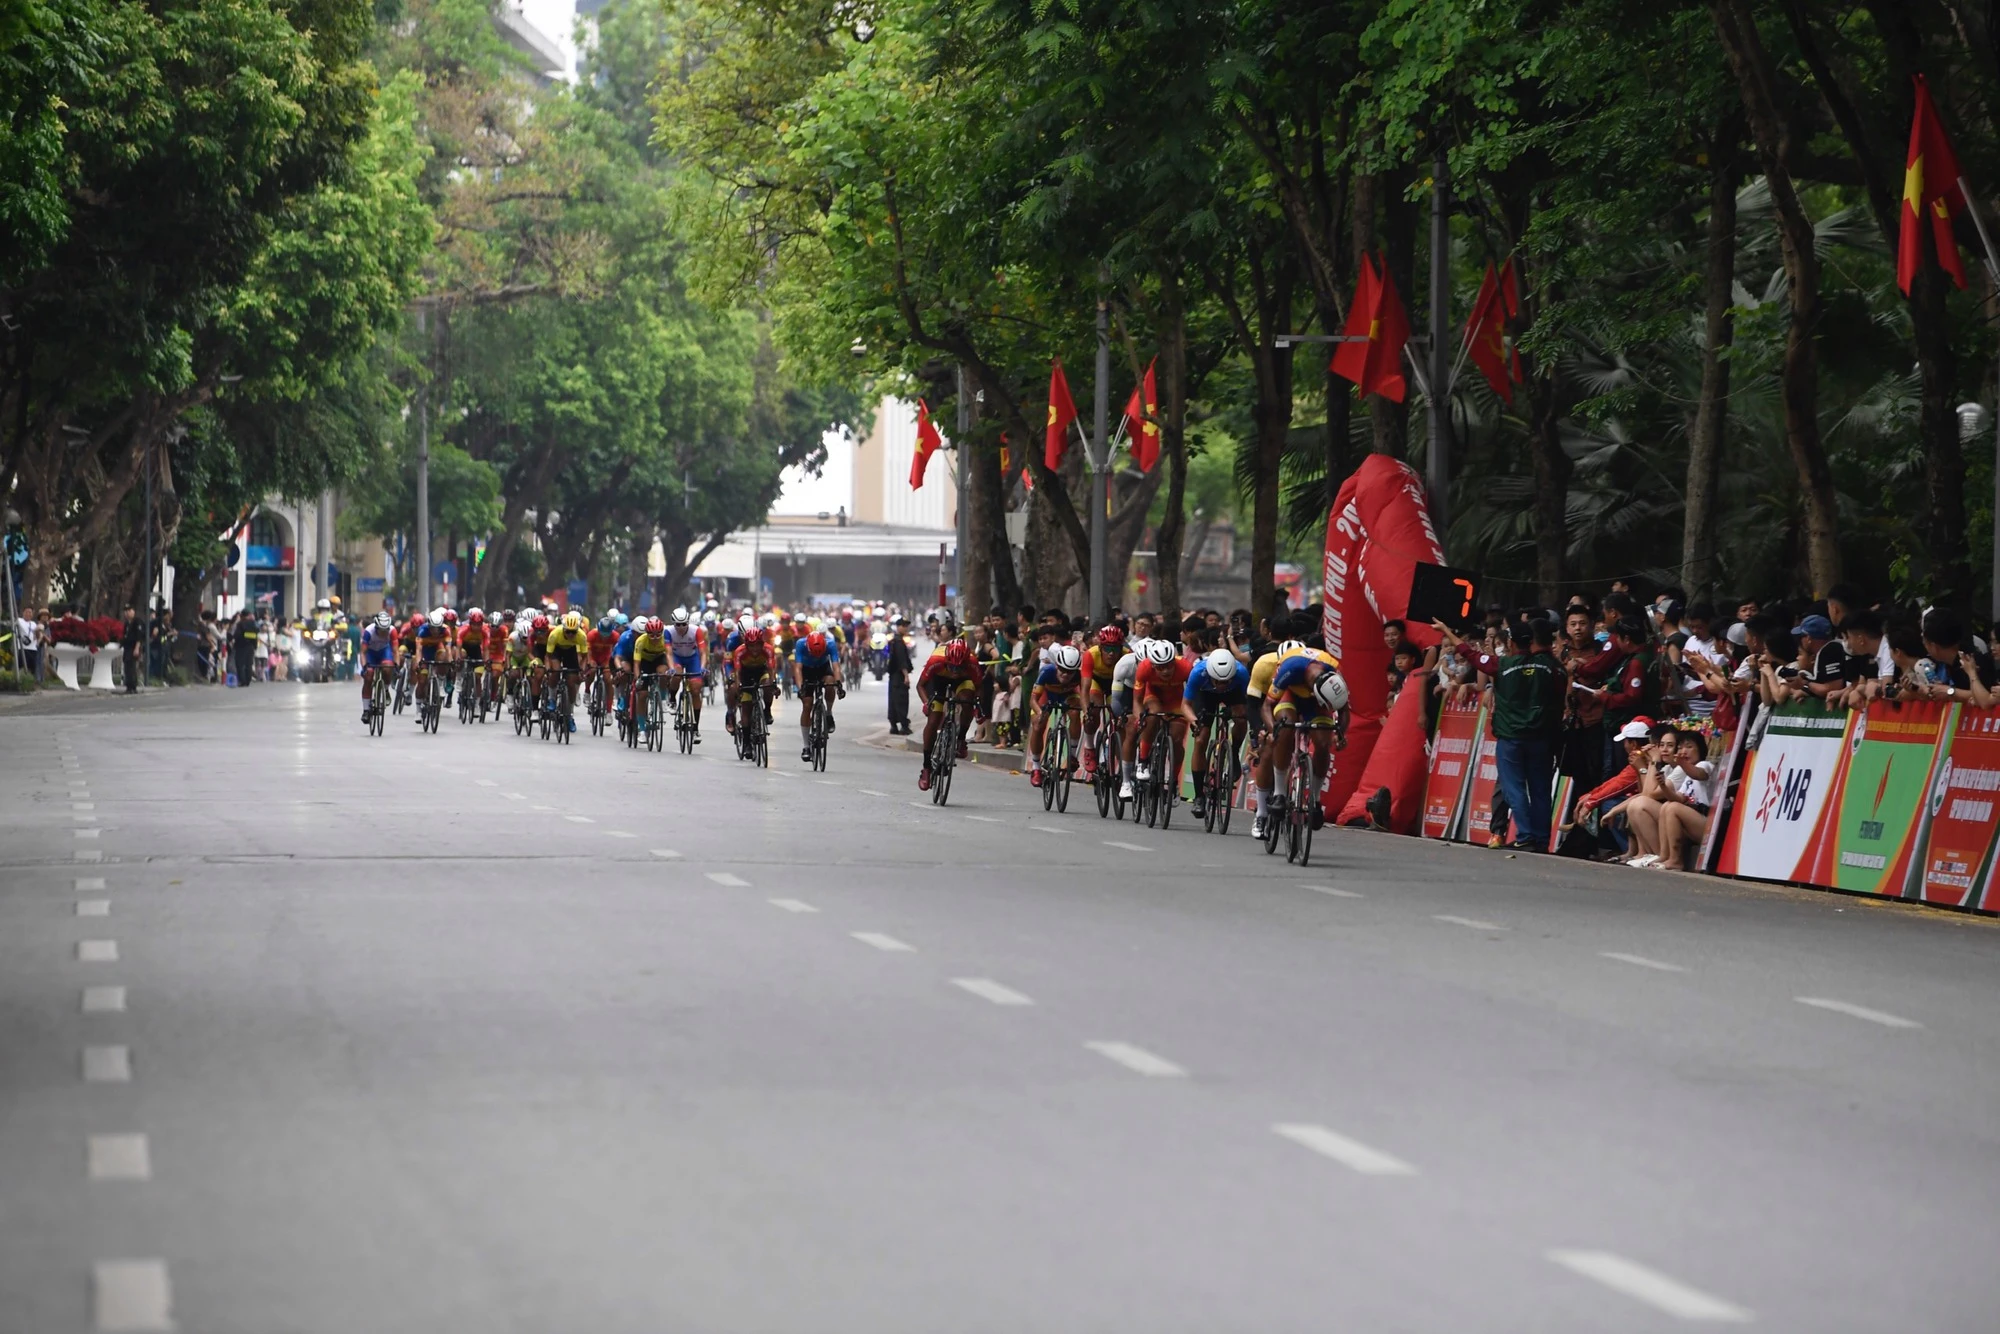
[{"left": 1755, "top": 760, "right": 1814, "bottom": 831}]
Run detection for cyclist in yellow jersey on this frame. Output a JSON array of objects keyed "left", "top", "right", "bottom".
[
  {"left": 629, "top": 617, "right": 671, "bottom": 736},
  {"left": 1246, "top": 625, "right": 1309, "bottom": 840},
  {"left": 1079, "top": 625, "right": 1128, "bottom": 777},
  {"left": 543, "top": 611, "right": 591, "bottom": 732}
]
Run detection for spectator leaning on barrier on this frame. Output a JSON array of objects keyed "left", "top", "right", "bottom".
[
  {"left": 1917, "top": 610, "right": 1994, "bottom": 707},
  {"left": 1834, "top": 609, "right": 1885, "bottom": 708},
  {"left": 1437, "top": 616, "right": 1566, "bottom": 852}
]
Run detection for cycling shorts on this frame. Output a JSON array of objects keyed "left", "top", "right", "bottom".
[
  {"left": 634, "top": 657, "right": 668, "bottom": 678},
  {"left": 672, "top": 653, "right": 704, "bottom": 679},
  {"left": 799, "top": 662, "right": 834, "bottom": 684},
  {"left": 547, "top": 646, "right": 582, "bottom": 671}
]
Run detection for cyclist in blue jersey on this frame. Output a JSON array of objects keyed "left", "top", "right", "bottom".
[
  {"left": 793, "top": 629, "right": 843, "bottom": 761},
  {"left": 1182, "top": 648, "right": 1250, "bottom": 821},
  {"left": 359, "top": 613, "right": 399, "bottom": 723}
]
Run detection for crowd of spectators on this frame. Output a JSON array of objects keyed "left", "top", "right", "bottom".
[{"left": 1400, "top": 582, "right": 2000, "bottom": 869}]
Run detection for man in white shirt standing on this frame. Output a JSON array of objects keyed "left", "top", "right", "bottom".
[{"left": 14, "top": 610, "right": 39, "bottom": 678}]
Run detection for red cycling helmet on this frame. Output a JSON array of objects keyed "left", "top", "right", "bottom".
[
  {"left": 1097, "top": 625, "right": 1125, "bottom": 647},
  {"left": 943, "top": 641, "right": 971, "bottom": 667},
  {"left": 531, "top": 614, "right": 549, "bottom": 630},
  {"left": 647, "top": 617, "right": 664, "bottom": 634},
  {"left": 467, "top": 610, "right": 485, "bottom": 625},
  {"left": 806, "top": 631, "right": 828, "bottom": 656},
  {"left": 443, "top": 609, "right": 458, "bottom": 624}
]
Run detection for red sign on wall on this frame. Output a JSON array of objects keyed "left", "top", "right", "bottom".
[{"left": 1917, "top": 706, "right": 2000, "bottom": 908}]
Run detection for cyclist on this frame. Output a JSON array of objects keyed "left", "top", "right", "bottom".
[
  {"left": 1026, "top": 642, "right": 1084, "bottom": 788},
  {"left": 359, "top": 613, "right": 398, "bottom": 722},
  {"left": 728, "top": 619, "right": 777, "bottom": 738},
  {"left": 1263, "top": 643, "right": 1351, "bottom": 833},
  {"left": 663, "top": 608, "right": 707, "bottom": 741},
  {"left": 456, "top": 608, "right": 488, "bottom": 707},
  {"left": 1184, "top": 647, "right": 1249, "bottom": 821},
  {"left": 1244, "top": 631, "right": 1304, "bottom": 839},
  {"left": 793, "top": 628, "right": 843, "bottom": 761},
  {"left": 438, "top": 608, "right": 462, "bottom": 706},
  {"left": 407, "top": 609, "right": 450, "bottom": 712},
  {"left": 628, "top": 617, "right": 671, "bottom": 735},
  {"left": 1122, "top": 637, "right": 1191, "bottom": 802},
  {"left": 523, "top": 612, "right": 553, "bottom": 711},
  {"left": 542, "top": 611, "right": 590, "bottom": 732},
  {"left": 1080, "top": 624, "right": 1128, "bottom": 778},
  {"left": 585, "top": 615, "right": 617, "bottom": 715},
  {"left": 914, "top": 639, "right": 983, "bottom": 791}
]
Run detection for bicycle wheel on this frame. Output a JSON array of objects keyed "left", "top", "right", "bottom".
[
  {"left": 1093, "top": 733, "right": 1112, "bottom": 818},
  {"left": 1214, "top": 753, "right": 1235, "bottom": 836},
  {"left": 1053, "top": 726, "right": 1072, "bottom": 813},
  {"left": 1295, "top": 769, "right": 1316, "bottom": 866}
]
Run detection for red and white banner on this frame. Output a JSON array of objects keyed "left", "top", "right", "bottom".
[
  {"left": 1422, "top": 696, "right": 1483, "bottom": 840},
  {"left": 1917, "top": 706, "right": 2000, "bottom": 908},
  {"left": 1715, "top": 703, "right": 1853, "bottom": 882}
]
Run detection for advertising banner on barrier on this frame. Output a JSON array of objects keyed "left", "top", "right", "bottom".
[
  {"left": 1422, "top": 697, "right": 1484, "bottom": 840},
  {"left": 1458, "top": 714, "right": 1503, "bottom": 845},
  {"left": 1916, "top": 706, "right": 2000, "bottom": 908},
  {"left": 1716, "top": 702, "right": 1852, "bottom": 882},
  {"left": 1811, "top": 699, "right": 1953, "bottom": 893}
]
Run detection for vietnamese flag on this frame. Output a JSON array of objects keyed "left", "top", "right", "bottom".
[
  {"left": 1123, "top": 358, "right": 1161, "bottom": 472},
  {"left": 1045, "top": 359, "right": 1078, "bottom": 470},
  {"left": 1899, "top": 74, "right": 1968, "bottom": 295},
  {"left": 909, "top": 397, "right": 943, "bottom": 489},
  {"left": 1463, "top": 259, "right": 1523, "bottom": 403},
  {"left": 1331, "top": 254, "right": 1410, "bottom": 404}
]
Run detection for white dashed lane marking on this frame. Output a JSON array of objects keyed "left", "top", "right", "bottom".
[
  {"left": 1030, "top": 825, "right": 1071, "bottom": 836},
  {"left": 73, "top": 802, "right": 95, "bottom": 811},
  {"left": 74, "top": 828, "right": 101, "bottom": 839},
  {"left": 951, "top": 978, "right": 1034, "bottom": 1006},
  {"left": 1795, "top": 997, "right": 1921, "bottom": 1029},
  {"left": 77, "top": 900, "right": 109, "bottom": 917},
  {"left": 1603, "top": 952, "right": 1687, "bottom": 973},
  {"left": 1103, "top": 840, "right": 1151, "bottom": 852},
  {"left": 705, "top": 872, "right": 749, "bottom": 887},
  {"left": 78, "top": 940, "right": 118, "bottom": 963},
  {"left": 476, "top": 779, "right": 497, "bottom": 787},
  {"left": 564, "top": 815, "right": 595, "bottom": 824},
  {"left": 88, "top": 1134, "right": 151, "bottom": 1181},
  {"left": 76, "top": 877, "right": 105, "bottom": 891},
  {"left": 604, "top": 831, "right": 636, "bottom": 839},
  {"left": 82, "top": 1046, "right": 131, "bottom": 1083},
  {"left": 1434, "top": 914, "right": 1506, "bottom": 932},
  {"left": 964, "top": 814, "right": 1002, "bottom": 823},
  {"left": 503, "top": 792, "right": 526, "bottom": 800},
  {"left": 852, "top": 932, "right": 915, "bottom": 952},
  {"left": 1547, "top": 1249, "right": 1752, "bottom": 1323},
  {"left": 651, "top": 848, "right": 683, "bottom": 860},
  {"left": 768, "top": 899, "right": 819, "bottom": 913},
  {"left": 1273, "top": 1123, "right": 1417, "bottom": 1176},
  {"left": 82, "top": 987, "right": 126, "bottom": 1014},
  {"left": 859, "top": 788, "right": 889, "bottom": 797},
  {"left": 94, "top": 1259, "right": 174, "bottom": 1332},
  {"left": 1084, "top": 1041, "right": 1187, "bottom": 1078},
  {"left": 1301, "top": 883, "right": 1365, "bottom": 898}
]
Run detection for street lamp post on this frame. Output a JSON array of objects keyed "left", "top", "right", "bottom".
[
  {"left": 1089, "top": 294, "right": 1111, "bottom": 624},
  {"left": 415, "top": 308, "right": 431, "bottom": 613}
]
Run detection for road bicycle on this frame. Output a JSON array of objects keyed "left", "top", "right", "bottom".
[
  {"left": 392, "top": 657, "right": 412, "bottom": 716},
  {"left": 736, "top": 685, "right": 769, "bottom": 767},
  {"left": 364, "top": 665, "right": 391, "bottom": 737},
  {"left": 804, "top": 685, "right": 833, "bottom": 771},
  {"left": 672, "top": 676, "right": 699, "bottom": 754},
  {"left": 928, "top": 704, "right": 963, "bottom": 806},
  {"left": 416, "top": 663, "right": 443, "bottom": 734},
  {"left": 1090, "top": 719, "right": 1126, "bottom": 820},
  {"left": 585, "top": 668, "right": 608, "bottom": 737},
  {"left": 541, "top": 668, "right": 577, "bottom": 744},
  {"left": 1262, "top": 720, "right": 1333, "bottom": 865},
  {"left": 1140, "top": 730, "right": 1179, "bottom": 830},
  {"left": 511, "top": 670, "right": 535, "bottom": 736},
  {"left": 1199, "top": 714, "right": 1243, "bottom": 836},
  {"left": 457, "top": 664, "right": 482, "bottom": 725},
  {"left": 1040, "top": 702, "right": 1076, "bottom": 813}
]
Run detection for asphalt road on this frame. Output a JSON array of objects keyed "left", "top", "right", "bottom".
[{"left": 3, "top": 675, "right": 1998, "bottom": 1332}]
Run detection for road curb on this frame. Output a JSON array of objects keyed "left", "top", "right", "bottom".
[{"left": 857, "top": 727, "right": 1020, "bottom": 769}]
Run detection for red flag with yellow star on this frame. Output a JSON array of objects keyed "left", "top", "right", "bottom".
[
  {"left": 1331, "top": 254, "right": 1408, "bottom": 404},
  {"left": 909, "top": 398, "right": 943, "bottom": 489},
  {"left": 1123, "top": 359, "right": 1161, "bottom": 473},
  {"left": 1463, "top": 259, "right": 1523, "bottom": 403},
  {"left": 1899, "top": 75, "right": 1968, "bottom": 295},
  {"left": 1045, "top": 359, "right": 1078, "bottom": 470}
]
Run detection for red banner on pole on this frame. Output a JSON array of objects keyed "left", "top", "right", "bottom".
[
  {"left": 1918, "top": 706, "right": 2000, "bottom": 907},
  {"left": 1422, "top": 696, "right": 1484, "bottom": 839}
]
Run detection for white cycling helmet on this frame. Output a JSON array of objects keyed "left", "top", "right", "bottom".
[
  {"left": 427, "top": 609, "right": 444, "bottom": 626},
  {"left": 671, "top": 608, "right": 689, "bottom": 626},
  {"left": 1144, "top": 639, "right": 1179, "bottom": 666},
  {"left": 374, "top": 612, "right": 391, "bottom": 629},
  {"left": 1276, "top": 638, "right": 1306, "bottom": 657},
  {"left": 1313, "top": 670, "right": 1350, "bottom": 712},
  {"left": 760, "top": 612, "right": 779, "bottom": 630},
  {"left": 1051, "top": 644, "right": 1082, "bottom": 672},
  {"left": 1203, "top": 648, "right": 1239, "bottom": 682}
]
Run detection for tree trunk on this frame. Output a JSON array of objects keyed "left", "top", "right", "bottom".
[
  {"left": 960, "top": 400, "right": 992, "bottom": 622},
  {"left": 1324, "top": 361, "right": 1352, "bottom": 501},
  {"left": 1712, "top": 0, "right": 1842, "bottom": 594},
  {"left": 1155, "top": 274, "right": 1191, "bottom": 628},
  {"left": 1683, "top": 148, "right": 1737, "bottom": 602},
  {"left": 1523, "top": 369, "right": 1571, "bottom": 605}
]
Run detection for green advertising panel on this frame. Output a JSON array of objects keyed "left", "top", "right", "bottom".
[{"left": 1828, "top": 701, "right": 1953, "bottom": 894}]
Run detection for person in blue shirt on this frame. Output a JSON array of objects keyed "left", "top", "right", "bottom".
[
  {"left": 359, "top": 614, "right": 398, "bottom": 723},
  {"left": 793, "top": 629, "right": 844, "bottom": 761},
  {"left": 610, "top": 620, "right": 640, "bottom": 717},
  {"left": 1182, "top": 648, "right": 1250, "bottom": 821}
]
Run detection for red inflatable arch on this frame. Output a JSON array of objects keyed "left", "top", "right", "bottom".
[{"left": 1316, "top": 455, "right": 1445, "bottom": 826}]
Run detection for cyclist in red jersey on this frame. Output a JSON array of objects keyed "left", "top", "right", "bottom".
[{"left": 1123, "top": 636, "right": 1192, "bottom": 801}]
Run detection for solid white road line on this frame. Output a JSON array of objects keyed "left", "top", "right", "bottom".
[
  {"left": 852, "top": 932, "right": 915, "bottom": 952},
  {"left": 651, "top": 848, "right": 683, "bottom": 860},
  {"left": 768, "top": 899, "right": 819, "bottom": 913},
  {"left": 1546, "top": 1249, "right": 1752, "bottom": 1323},
  {"left": 82, "top": 1046, "right": 131, "bottom": 1083},
  {"left": 952, "top": 978, "right": 1034, "bottom": 1006},
  {"left": 1272, "top": 1123, "right": 1418, "bottom": 1176},
  {"left": 1085, "top": 1041, "right": 1187, "bottom": 1078},
  {"left": 76, "top": 877, "right": 106, "bottom": 891},
  {"left": 1301, "top": 884, "right": 1366, "bottom": 899},
  {"left": 76, "top": 850, "right": 103, "bottom": 863},
  {"left": 93, "top": 1258, "right": 174, "bottom": 1332},
  {"left": 1030, "top": 824, "right": 1071, "bottom": 835},
  {"left": 78, "top": 940, "right": 118, "bottom": 963},
  {"left": 88, "top": 1134, "right": 151, "bottom": 1181},
  {"left": 1603, "top": 951, "right": 1687, "bottom": 973},
  {"left": 82, "top": 987, "right": 126, "bottom": 1014},
  {"left": 1434, "top": 914, "right": 1506, "bottom": 931},
  {"left": 1104, "top": 840, "right": 1151, "bottom": 852},
  {"left": 1795, "top": 996, "right": 1922, "bottom": 1029},
  {"left": 77, "top": 900, "right": 110, "bottom": 917},
  {"left": 705, "top": 872, "right": 749, "bottom": 887},
  {"left": 965, "top": 814, "right": 1003, "bottom": 823},
  {"left": 564, "top": 815, "right": 595, "bottom": 823}
]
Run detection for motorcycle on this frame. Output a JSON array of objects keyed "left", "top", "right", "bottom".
[{"left": 869, "top": 631, "right": 890, "bottom": 681}]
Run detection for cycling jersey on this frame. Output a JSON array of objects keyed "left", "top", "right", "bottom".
[
  {"left": 1183, "top": 658, "right": 1248, "bottom": 705},
  {"left": 527, "top": 626, "right": 551, "bottom": 658},
  {"left": 633, "top": 632, "right": 670, "bottom": 665},
  {"left": 666, "top": 624, "right": 705, "bottom": 664},
  {"left": 411, "top": 624, "right": 448, "bottom": 661},
  {"left": 794, "top": 638, "right": 839, "bottom": 676},
  {"left": 456, "top": 625, "right": 486, "bottom": 659},
  {"left": 917, "top": 649, "right": 983, "bottom": 696},
  {"left": 360, "top": 626, "right": 397, "bottom": 666},
  {"left": 1034, "top": 663, "right": 1082, "bottom": 699},
  {"left": 1135, "top": 653, "right": 1192, "bottom": 699},
  {"left": 1082, "top": 643, "right": 1127, "bottom": 684},
  {"left": 612, "top": 627, "right": 638, "bottom": 662},
  {"left": 1270, "top": 647, "right": 1340, "bottom": 696},
  {"left": 545, "top": 626, "right": 588, "bottom": 662},
  {"left": 586, "top": 628, "right": 617, "bottom": 666},
  {"left": 1246, "top": 651, "right": 1280, "bottom": 699}
]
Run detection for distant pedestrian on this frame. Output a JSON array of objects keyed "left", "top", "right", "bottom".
[
  {"left": 120, "top": 606, "right": 141, "bottom": 692},
  {"left": 886, "top": 617, "right": 913, "bottom": 734},
  {"left": 15, "top": 608, "right": 39, "bottom": 678},
  {"left": 231, "top": 611, "right": 259, "bottom": 685}
]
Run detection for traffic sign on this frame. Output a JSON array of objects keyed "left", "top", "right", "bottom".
[
  {"left": 431, "top": 559, "right": 456, "bottom": 587},
  {"left": 4, "top": 532, "right": 26, "bottom": 568}
]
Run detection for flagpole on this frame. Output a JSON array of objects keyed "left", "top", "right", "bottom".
[
  {"left": 1090, "top": 291, "right": 1111, "bottom": 624},
  {"left": 1427, "top": 141, "right": 1453, "bottom": 548}
]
